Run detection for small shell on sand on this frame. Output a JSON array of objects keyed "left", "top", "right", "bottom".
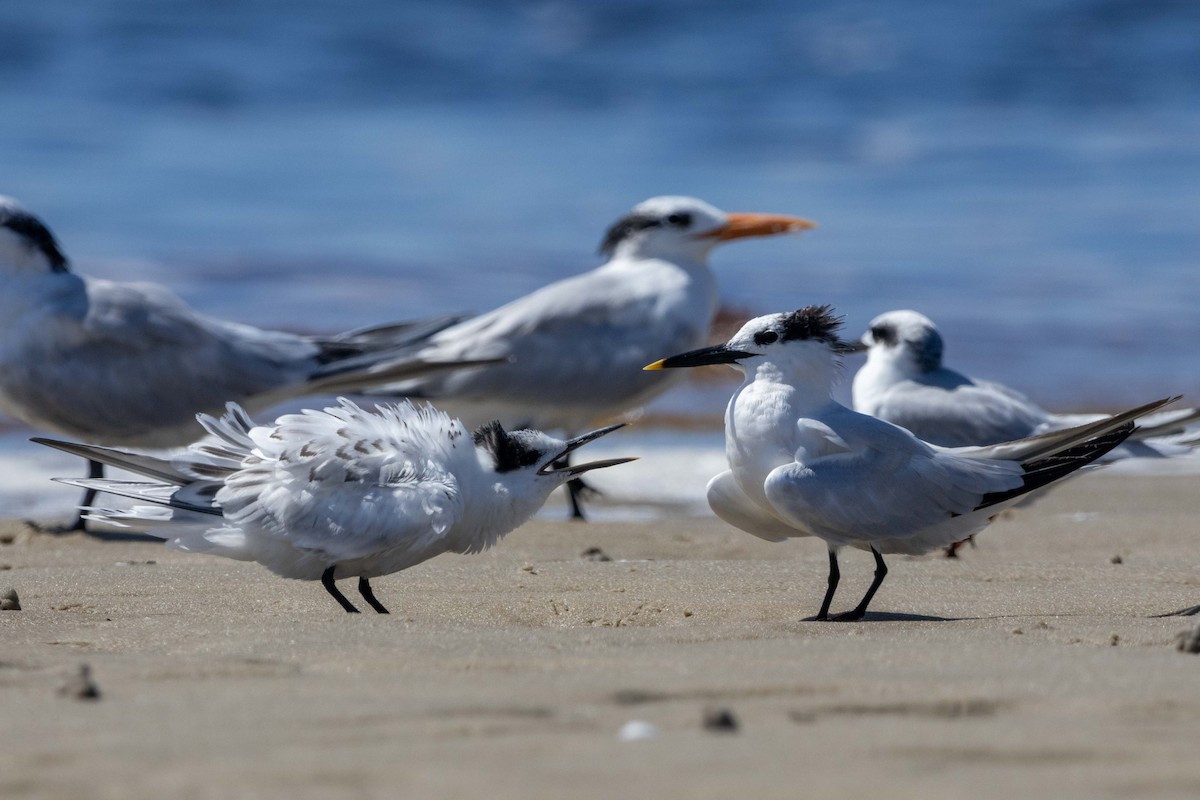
[{"left": 618, "top": 720, "right": 660, "bottom": 742}]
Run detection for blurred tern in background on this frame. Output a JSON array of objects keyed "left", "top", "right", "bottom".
[
  {"left": 851, "top": 309, "right": 1200, "bottom": 452},
  {"left": 646, "top": 306, "right": 1167, "bottom": 620},
  {"left": 0, "top": 197, "right": 496, "bottom": 530},
  {"left": 850, "top": 310, "right": 1200, "bottom": 556},
  {"left": 38, "top": 399, "right": 635, "bottom": 612},
  {"left": 372, "top": 195, "right": 815, "bottom": 518}
]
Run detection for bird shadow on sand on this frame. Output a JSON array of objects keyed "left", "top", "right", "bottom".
[
  {"left": 1150, "top": 605, "right": 1200, "bottom": 618},
  {"left": 803, "top": 611, "right": 963, "bottom": 623}
]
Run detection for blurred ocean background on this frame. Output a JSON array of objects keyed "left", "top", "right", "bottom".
[{"left": 2, "top": 0, "right": 1199, "bottom": 516}]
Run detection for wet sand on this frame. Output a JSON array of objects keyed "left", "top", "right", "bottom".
[{"left": 1, "top": 472, "right": 1198, "bottom": 799}]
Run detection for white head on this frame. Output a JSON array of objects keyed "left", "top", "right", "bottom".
[
  {"left": 470, "top": 421, "right": 635, "bottom": 526},
  {"left": 598, "top": 195, "right": 815, "bottom": 263},
  {"left": 0, "top": 197, "right": 70, "bottom": 276},
  {"left": 858, "top": 310, "right": 944, "bottom": 374},
  {"left": 645, "top": 305, "right": 853, "bottom": 391}
]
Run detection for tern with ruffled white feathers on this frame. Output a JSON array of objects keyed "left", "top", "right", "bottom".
[{"left": 37, "top": 399, "right": 635, "bottom": 613}]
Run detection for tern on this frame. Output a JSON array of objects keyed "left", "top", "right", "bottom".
[
  {"left": 850, "top": 309, "right": 1200, "bottom": 557},
  {"left": 373, "top": 196, "right": 815, "bottom": 518},
  {"left": 851, "top": 309, "right": 1200, "bottom": 452},
  {"left": 646, "top": 305, "right": 1168, "bottom": 620},
  {"left": 36, "top": 399, "right": 635, "bottom": 613},
  {"left": 0, "top": 197, "right": 493, "bottom": 530}
]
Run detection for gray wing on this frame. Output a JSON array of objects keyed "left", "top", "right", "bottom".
[
  {"left": 762, "top": 407, "right": 1024, "bottom": 550},
  {"left": 871, "top": 372, "right": 1047, "bottom": 447},
  {"left": 0, "top": 277, "right": 320, "bottom": 444},
  {"left": 381, "top": 270, "right": 709, "bottom": 411}
]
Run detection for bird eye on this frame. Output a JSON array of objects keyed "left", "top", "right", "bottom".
[
  {"left": 665, "top": 212, "right": 692, "bottom": 227},
  {"left": 754, "top": 330, "right": 779, "bottom": 346}
]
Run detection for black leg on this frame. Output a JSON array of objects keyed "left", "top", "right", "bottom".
[
  {"left": 943, "top": 534, "right": 976, "bottom": 558},
  {"left": 358, "top": 577, "right": 390, "bottom": 614},
  {"left": 321, "top": 566, "right": 360, "bottom": 613},
  {"left": 555, "top": 455, "right": 601, "bottom": 521},
  {"left": 64, "top": 460, "right": 105, "bottom": 533},
  {"left": 833, "top": 547, "right": 888, "bottom": 621},
  {"left": 566, "top": 477, "right": 589, "bottom": 520},
  {"left": 806, "top": 549, "right": 840, "bottom": 621}
]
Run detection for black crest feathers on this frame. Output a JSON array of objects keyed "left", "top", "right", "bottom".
[
  {"left": 598, "top": 212, "right": 662, "bottom": 256},
  {"left": 778, "top": 305, "right": 844, "bottom": 344},
  {"left": 472, "top": 421, "right": 541, "bottom": 473}
]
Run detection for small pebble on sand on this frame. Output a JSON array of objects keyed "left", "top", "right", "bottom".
[
  {"left": 58, "top": 664, "right": 101, "bottom": 701},
  {"left": 1176, "top": 623, "right": 1200, "bottom": 654},
  {"left": 703, "top": 708, "right": 739, "bottom": 733},
  {"left": 581, "top": 547, "right": 612, "bottom": 562},
  {"left": 0, "top": 588, "right": 19, "bottom": 611}
]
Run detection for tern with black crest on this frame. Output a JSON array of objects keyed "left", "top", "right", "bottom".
[
  {"left": 37, "top": 399, "right": 635, "bottom": 613},
  {"left": 647, "top": 305, "right": 1169, "bottom": 620}
]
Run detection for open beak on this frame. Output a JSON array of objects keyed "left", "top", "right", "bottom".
[
  {"left": 644, "top": 343, "right": 753, "bottom": 371},
  {"left": 538, "top": 423, "right": 638, "bottom": 476},
  {"left": 696, "top": 213, "right": 816, "bottom": 242}
]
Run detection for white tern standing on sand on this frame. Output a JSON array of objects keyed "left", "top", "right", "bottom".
[
  {"left": 372, "top": 196, "right": 815, "bottom": 518},
  {"left": 0, "top": 196, "right": 494, "bottom": 530},
  {"left": 37, "top": 399, "right": 636, "bottom": 613},
  {"left": 646, "top": 305, "right": 1169, "bottom": 620}
]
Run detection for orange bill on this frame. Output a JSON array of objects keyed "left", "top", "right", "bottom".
[{"left": 698, "top": 213, "right": 816, "bottom": 241}]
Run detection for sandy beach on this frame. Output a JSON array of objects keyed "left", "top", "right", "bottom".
[{"left": 1, "top": 472, "right": 1198, "bottom": 799}]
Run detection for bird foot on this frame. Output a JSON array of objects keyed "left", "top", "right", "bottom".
[
  {"left": 804, "top": 610, "right": 866, "bottom": 622},
  {"left": 940, "top": 537, "right": 969, "bottom": 556}
]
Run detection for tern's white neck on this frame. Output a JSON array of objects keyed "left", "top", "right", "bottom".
[
  {"left": 447, "top": 464, "right": 558, "bottom": 553},
  {"left": 724, "top": 357, "right": 839, "bottom": 504},
  {"left": 608, "top": 238, "right": 717, "bottom": 267}
]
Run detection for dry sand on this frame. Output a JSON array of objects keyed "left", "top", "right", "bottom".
[{"left": 1, "top": 473, "right": 1199, "bottom": 799}]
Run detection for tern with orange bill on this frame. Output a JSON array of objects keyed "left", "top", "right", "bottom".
[{"left": 373, "top": 196, "right": 815, "bottom": 518}]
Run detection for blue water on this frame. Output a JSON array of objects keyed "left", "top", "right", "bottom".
[{"left": 2, "top": 0, "right": 1199, "bottom": 416}]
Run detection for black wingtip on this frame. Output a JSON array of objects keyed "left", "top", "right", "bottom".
[{"left": 975, "top": 421, "right": 1135, "bottom": 511}]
